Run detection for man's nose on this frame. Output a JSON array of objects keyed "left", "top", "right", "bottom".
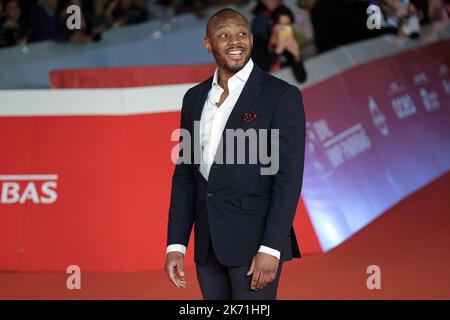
[{"left": 227, "top": 35, "right": 242, "bottom": 46}]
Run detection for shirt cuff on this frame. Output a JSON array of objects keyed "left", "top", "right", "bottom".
[
  {"left": 258, "top": 245, "right": 281, "bottom": 260},
  {"left": 166, "top": 244, "right": 186, "bottom": 255}
]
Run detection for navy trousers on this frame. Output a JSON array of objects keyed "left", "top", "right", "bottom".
[{"left": 195, "top": 235, "right": 284, "bottom": 300}]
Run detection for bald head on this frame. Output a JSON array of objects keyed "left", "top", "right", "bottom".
[
  {"left": 204, "top": 8, "right": 253, "bottom": 76},
  {"left": 206, "top": 8, "right": 249, "bottom": 37}
]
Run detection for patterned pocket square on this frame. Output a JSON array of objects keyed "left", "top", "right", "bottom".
[{"left": 242, "top": 112, "right": 259, "bottom": 122}]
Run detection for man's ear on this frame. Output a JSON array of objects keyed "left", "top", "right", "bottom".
[{"left": 204, "top": 36, "right": 212, "bottom": 54}]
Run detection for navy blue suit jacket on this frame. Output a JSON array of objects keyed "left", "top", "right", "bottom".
[{"left": 167, "top": 64, "right": 305, "bottom": 267}]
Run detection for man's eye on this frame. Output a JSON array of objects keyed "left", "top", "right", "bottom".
[
  {"left": 239, "top": 32, "right": 247, "bottom": 36},
  {"left": 219, "top": 34, "right": 228, "bottom": 38}
]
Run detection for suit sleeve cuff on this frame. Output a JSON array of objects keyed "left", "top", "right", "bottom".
[
  {"left": 258, "top": 245, "right": 281, "bottom": 260},
  {"left": 166, "top": 244, "right": 186, "bottom": 255}
]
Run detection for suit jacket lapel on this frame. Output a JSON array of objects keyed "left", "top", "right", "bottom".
[
  {"left": 193, "top": 64, "right": 265, "bottom": 126},
  {"left": 221, "top": 64, "right": 264, "bottom": 132},
  {"left": 193, "top": 77, "right": 213, "bottom": 123},
  {"left": 192, "top": 76, "right": 212, "bottom": 172},
  {"left": 191, "top": 64, "right": 265, "bottom": 170},
  {"left": 214, "top": 64, "right": 264, "bottom": 165}
]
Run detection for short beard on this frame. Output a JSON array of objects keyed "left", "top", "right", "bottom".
[
  {"left": 224, "top": 63, "right": 245, "bottom": 74},
  {"left": 212, "top": 49, "right": 251, "bottom": 75}
]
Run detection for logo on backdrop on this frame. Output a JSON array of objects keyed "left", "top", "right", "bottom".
[
  {"left": 0, "top": 174, "right": 58, "bottom": 205},
  {"left": 369, "top": 96, "right": 389, "bottom": 136}
]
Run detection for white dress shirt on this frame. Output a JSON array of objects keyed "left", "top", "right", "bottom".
[{"left": 167, "top": 59, "right": 281, "bottom": 260}]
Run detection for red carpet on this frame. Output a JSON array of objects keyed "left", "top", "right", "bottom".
[{"left": 1, "top": 172, "right": 449, "bottom": 300}]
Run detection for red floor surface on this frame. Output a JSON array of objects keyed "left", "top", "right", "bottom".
[{"left": 1, "top": 172, "right": 449, "bottom": 300}]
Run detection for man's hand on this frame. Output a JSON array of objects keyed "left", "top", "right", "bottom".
[
  {"left": 246, "top": 252, "right": 279, "bottom": 291},
  {"left": 165, "top": 251, "right": 187, "bottom": 288}
]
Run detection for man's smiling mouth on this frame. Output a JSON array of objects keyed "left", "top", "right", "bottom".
[{"left": 226, "top": 49, "right": 245, "bottom": 60}]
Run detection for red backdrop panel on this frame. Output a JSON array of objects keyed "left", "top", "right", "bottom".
[{"left": 50, "top": 64, "right": 217, "bottom": 89}]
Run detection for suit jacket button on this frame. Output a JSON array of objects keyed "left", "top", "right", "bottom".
[{"left": 207, "top": 193, "right": 213, "bottom": 199}]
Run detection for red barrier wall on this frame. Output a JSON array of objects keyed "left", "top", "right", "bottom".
[{"left": 0, "top": 112, "right": 321, "bottom": 272}]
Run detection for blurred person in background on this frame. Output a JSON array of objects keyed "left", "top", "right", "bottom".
[
  {"left": 250, "top": 0, "right": 282, "bottom": 76},
  {"left": 17, "top": 0, "right": 38, "bottom": 22},
  {"left": 84, "top": 0, "right": 116, "bottom": 31},
  {"left": 0, "top": 0, "right": 28, "bottom": 47},
  {"left": 294, "top": 0, "right": 314, "bottom": 39},
  {"left": 174, "top": 0, "right": 207, "bottom": 18},
  {"left": 146, "top": 0, "right": 177, "bottom": 20},
  {"left": 111, "top": 0, "right": 150, "bottom": 27},
  {"left": 207, "top": 0, "right": 250, "bottom": 5},
  {"left": 410, "top": 0, "right": 448, "bottom": 24},
  {"left": 427, "top": 0, "right": 448, "bottom": 20},
  {"left": 251, "top": 0, "right": 282, "bottom": 37},
  {"left": 147, "top": 0, "right": 248, "bottom": 21},
  {"left": 377, "top": 0, "right": 421, "bottom": 38},
  {"left": 28, "top": 0, "right": 63, "bottom": 42},
  {"left": 252, "top": 5, "right": 307, "bottom": 83},
  {"left": 411, "top": 0, "right": 432, "bottom": 23},
  {"left": 292, "top": 0, "right": 316, "bottom": 58}
]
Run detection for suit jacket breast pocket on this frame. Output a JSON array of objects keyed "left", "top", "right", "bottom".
[{"left": 240, "top": 193, "right": 271, "bottom": 213}]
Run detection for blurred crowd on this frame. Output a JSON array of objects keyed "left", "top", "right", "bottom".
[
  {"left": 0, "top": 0, "right": 250, "bottom": 47},
  {"left": 0, "top": 0, "right": 449, "bottom": 82},
  {"left": 251, "top": 0, "right": 449, "bottom": 82},
  {"left": 309, "top": 0, "right": 449, "bottom": 53}
]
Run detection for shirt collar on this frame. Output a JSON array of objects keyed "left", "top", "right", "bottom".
[{"left": 212, "top": 58, "right": 254, "bottom": 89}]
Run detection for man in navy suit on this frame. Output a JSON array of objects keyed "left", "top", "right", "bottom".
[{"left": 165, "top": 8, "right": 305, "bottom": 300}]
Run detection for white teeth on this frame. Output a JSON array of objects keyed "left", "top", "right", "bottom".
[{"left": 228, "top": 50, "right": 242, "bottom": 55}]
